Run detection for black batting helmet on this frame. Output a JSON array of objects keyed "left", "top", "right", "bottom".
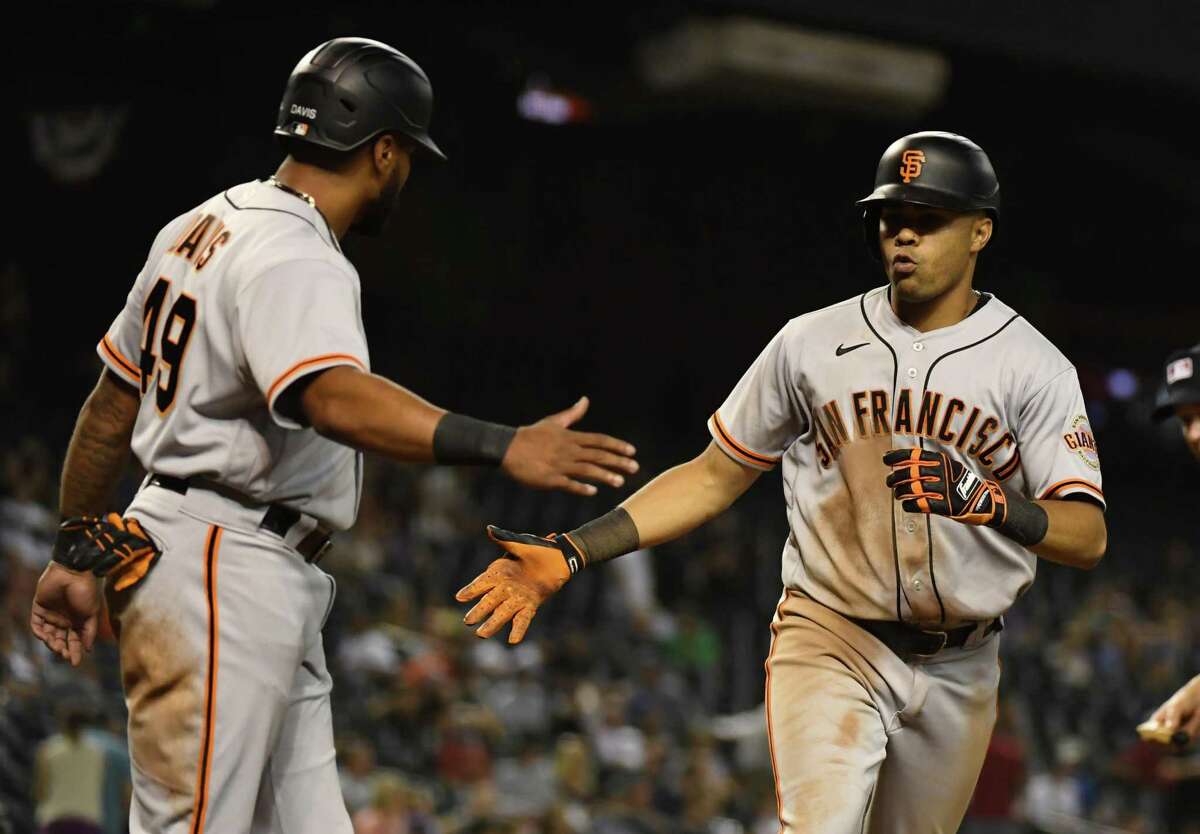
[
  {"left": 857, "top": 131, "right": 999, "bottom": 259},
  {"left": 274, "top": 37, "right": 446, "bottom": 160}
]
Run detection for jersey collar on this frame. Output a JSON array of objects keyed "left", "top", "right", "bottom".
[
  {"left": 223, "top": 180, "right": 343, "bottom": 254},
  {"left": 865, "top": 284, "right": 1008, "bottom": 345}
]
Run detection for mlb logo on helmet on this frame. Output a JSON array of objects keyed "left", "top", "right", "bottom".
[
  {"left": 900, "top": 150, "right": 926, "bottom": 183},
  {"left": 1167, "top": 357, "right": 1194, "bottom": 385},
  {"left": 292, "top": 123, "right": 309, "bottom": 136}
]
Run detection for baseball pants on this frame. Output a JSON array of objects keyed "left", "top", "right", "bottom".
[
  {"left": 106, "top": 481, "right": 352, "bottom": 834},
  {"left": 765, "top": 590, "right": 1001, "bottom": 834}
]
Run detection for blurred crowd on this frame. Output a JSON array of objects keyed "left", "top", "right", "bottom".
[{"left": 2, "top": 435, "right": 1199, "bottom": 834}]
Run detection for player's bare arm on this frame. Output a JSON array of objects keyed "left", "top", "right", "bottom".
[
  {"left": 287, "top": 365, "right": 638, "bottom": 496},
  {"left": 1027, "top": 499, "right": 1105, "bottom": 567},
  {"left": 455, "top": 441, "right": 759, "bottom": 642},
  {"left": 31, "top": 367, "right": 140, "bottom": 666}
]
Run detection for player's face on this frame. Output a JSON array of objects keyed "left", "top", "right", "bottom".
[
  {"left": 878, "top": 205, "right": 990, "bottom": 302},
  {"left": 1175, "top": 403, "right": 1200, "bottom": 461}
]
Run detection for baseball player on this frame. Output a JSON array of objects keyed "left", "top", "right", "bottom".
[
  {"left": 456, "top": 131, "right": 1108, "bottom": 833},
  {"left": 1140, "top": 344, "right": 1200, "bottom": 747},
  {"left": 28, "top": 37, "right": 637, "bottom": 834}
]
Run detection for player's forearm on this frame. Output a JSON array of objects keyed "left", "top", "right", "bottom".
[
  {"left": 60, "top": 370, "right": 140, "bottom": 518},
  {"left": 620, "top": 443, "right": 760, "bottom": 550},
  {"left": 1028, "top": 499, "right": 1106, "bottom": 569},
  {"left": 302, "top": 367, "right": 446, "bottom": 461},
  {"left": 511, "top": 442, "right": 759, "bottom": 575}
]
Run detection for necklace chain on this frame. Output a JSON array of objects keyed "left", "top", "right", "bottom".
[{"left": 266, "top": 176, "right": 316, "bottom": 208}]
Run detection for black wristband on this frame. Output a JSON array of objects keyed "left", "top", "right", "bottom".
[
  {"left": 432, "top": 413, "right": 517, "bottom": 465},
  {"left": 52, "top": 519, "right": 102, "bottom": 573},
  {"left": 991, "top": 485, "right": 1049, "bottom": 547},
  {"left": 567, "top": 507, "right": 641, "bottom": 567}
]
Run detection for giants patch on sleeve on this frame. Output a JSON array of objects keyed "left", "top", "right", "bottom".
[{"left": 1062, "top": 415, "right": 1099, "bottom": 470}]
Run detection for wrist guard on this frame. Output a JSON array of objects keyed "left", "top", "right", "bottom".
[{"left": 433, "top": 413, "right": 517, "bottom": 465}]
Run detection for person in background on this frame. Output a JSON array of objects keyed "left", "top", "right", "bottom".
[
  {"left": 32, "top": 704, "right": 105, "bottom": 834},
  {"left": 960, "top": 699, "right": 1026, "bottom": 834},
  {"left": 1145, "top": 344, "right": 1200, "bottom": 746},
  {"left": 82, "top": 710, "right": 131, "bottom": 834},
  {"left": 340, "top": 736, "right": 380, "bottom": 817}
]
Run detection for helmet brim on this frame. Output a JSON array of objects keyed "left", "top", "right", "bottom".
[{"left": 856, "top": 183, "right": 996, "bottom": 215}]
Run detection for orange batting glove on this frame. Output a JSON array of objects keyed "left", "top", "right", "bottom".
[
  {"left": 883, "top": 448, "right": 1007, "bottom": 527},
  {"left": 454, "top": 525, "right": 584, "bottom": 644}
]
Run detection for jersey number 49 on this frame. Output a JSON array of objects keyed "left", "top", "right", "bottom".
[{"left": 139, "top": 277, "right": 197, "bottom": 415}]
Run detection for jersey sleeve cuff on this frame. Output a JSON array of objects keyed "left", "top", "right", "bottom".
[
  {"left": 265, "top": 352, "right": 368, "bottom": 430},
  {"left": 708, "top": 411, "right": 780, "bottom": 471},
  {"left": 1038, "top": 478, "right": 1105, "bottom": 509},
  {"left": 97, "top": 336, "right": 142, "bottom": 388}
]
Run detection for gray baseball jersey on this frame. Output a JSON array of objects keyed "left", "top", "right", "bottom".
[
  {"left": 97, "top": 179, "right": 370, "bottom": 530},
  {"left": 708, "top": 286, "right": 1104, "bottom": 625}
]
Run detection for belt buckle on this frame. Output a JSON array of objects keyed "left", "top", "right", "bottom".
[
  {"left": 309, "top": 538, "right": 333, "bottom": 565},
  {"left": 913, "top": 629, "right": 948, "bottom": 658}
]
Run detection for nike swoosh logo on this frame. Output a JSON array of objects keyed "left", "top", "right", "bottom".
[{"left": 836, "top": 342, "right": 870, "bottom": 356}]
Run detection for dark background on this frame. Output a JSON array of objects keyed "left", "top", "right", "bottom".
[{"left": 4, "top": 2, "right": 1200, "bottom": 833}]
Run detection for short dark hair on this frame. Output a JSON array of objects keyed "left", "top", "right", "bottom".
[
  {"left": 278, "top": 136, "right": 357, "bottom": 173},
  {"left": 279, "top": 131, "right": 417, "bottom": 173}
]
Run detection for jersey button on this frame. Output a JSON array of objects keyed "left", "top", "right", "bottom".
[
  {"left": 906, "top": 367, "right": 918, "bottom": 378},
  {"left": 905, "top": 520, "right": 917, "bottom": 533},
  {"left": 912, "top": 579, "right": 923, "bottom": 591},
  {"left": 913, "top": 342, "right": 924, "bottom": 352}
]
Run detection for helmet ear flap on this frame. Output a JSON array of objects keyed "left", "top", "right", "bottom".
[{"left": 862, "top": 206, "right": 883, "bottom": 261}]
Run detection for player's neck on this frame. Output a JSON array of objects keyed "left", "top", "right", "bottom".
[
  {"left": 272, "top": 160, "right": 357, "bottom": 240},
  {"left": 891, "top": 278, "right": 980, "bottom": 333}
]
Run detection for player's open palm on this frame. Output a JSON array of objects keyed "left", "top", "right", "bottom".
[
  {"left": 502, "top": 396, "right": 638, "bottom": 496},
  {"left": 31, "top": 562, "right": 102, "bottom": 667},
  {"left": 455, "top": 526, "right": 574, "bottom": 643}
]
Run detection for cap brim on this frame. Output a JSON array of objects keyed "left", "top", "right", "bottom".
[{"left": 1153, "top": 387, "right": 1200, "bottom": 421}]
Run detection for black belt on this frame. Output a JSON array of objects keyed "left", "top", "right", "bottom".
[
  {"left": 148, "top": 474, "right": 332, "bottom": 564},
  {"left": 849, "top": 616, "right": 1003, "bottom": 659}
]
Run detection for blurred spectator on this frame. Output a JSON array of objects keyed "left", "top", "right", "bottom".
[
  {"left": 352, "top": 771, "right": 440, "bottom": 834},
  {"left": 588, "top": 689, "right": 646, "bottom": 773},
  {"left": 1021, "top": 737, "right": 1088, "bottom": 833},
  {"left": 553, "top": 733, "right": 595, "bottom": 828},
  {"left": 1158, "top": 746, "right": 1200, "bottom": 834},
  {"left": 492, "top": 735, "right": 556, "bottom": 819},
  {"left": 32, "top": 704, "right": 105, "bottom": 834},
  {"left": 341, "top": 737, "right": 380, "bottom": 816},
  {"left": 81, "top": 711, "right": 130, "bottom": 834},
  {"left": 590, "top": 771, "right": 668, "bottom": 834},
  {"left": 961, "top": 699, "right": 1026, "bottom": 834}
]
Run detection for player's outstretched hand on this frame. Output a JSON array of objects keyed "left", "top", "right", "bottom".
[
  {"left": 502, "top": 396, "right": 638, "bottom": 496},
  {"left": 1144, "top": 675, "right": 1200, "bottom": 747},
  {"left": 454, "top": 526, "right": 577, "bottom": 644},
  {"left": 30, "top": 562, "right": 102, "bottom": 667},
  {"left": 883, "top": 448, "right": 1007, "bottom": 527}
]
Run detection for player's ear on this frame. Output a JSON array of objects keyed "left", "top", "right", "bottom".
[
  {"left": 371, "top": 134, "right": 395, "bottom": 177},
  {"left": 969, "top": 213, "right": 993, "bottom": 254}
]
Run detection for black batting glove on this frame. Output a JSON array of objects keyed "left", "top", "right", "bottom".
[{"left": 883, "top": 448, "right": 1008, "bottom": 528}]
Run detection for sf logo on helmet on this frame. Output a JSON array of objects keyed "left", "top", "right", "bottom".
[{"left": 900, "top": 150, "right": 926, "bottom": 183}]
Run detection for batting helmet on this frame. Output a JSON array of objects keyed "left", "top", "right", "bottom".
[
  {"left": 274, "top": 37, "right": 446, "bottom": 160},
  {"left": 857, "top": 131, "right": 999, "bottom": 259}
]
